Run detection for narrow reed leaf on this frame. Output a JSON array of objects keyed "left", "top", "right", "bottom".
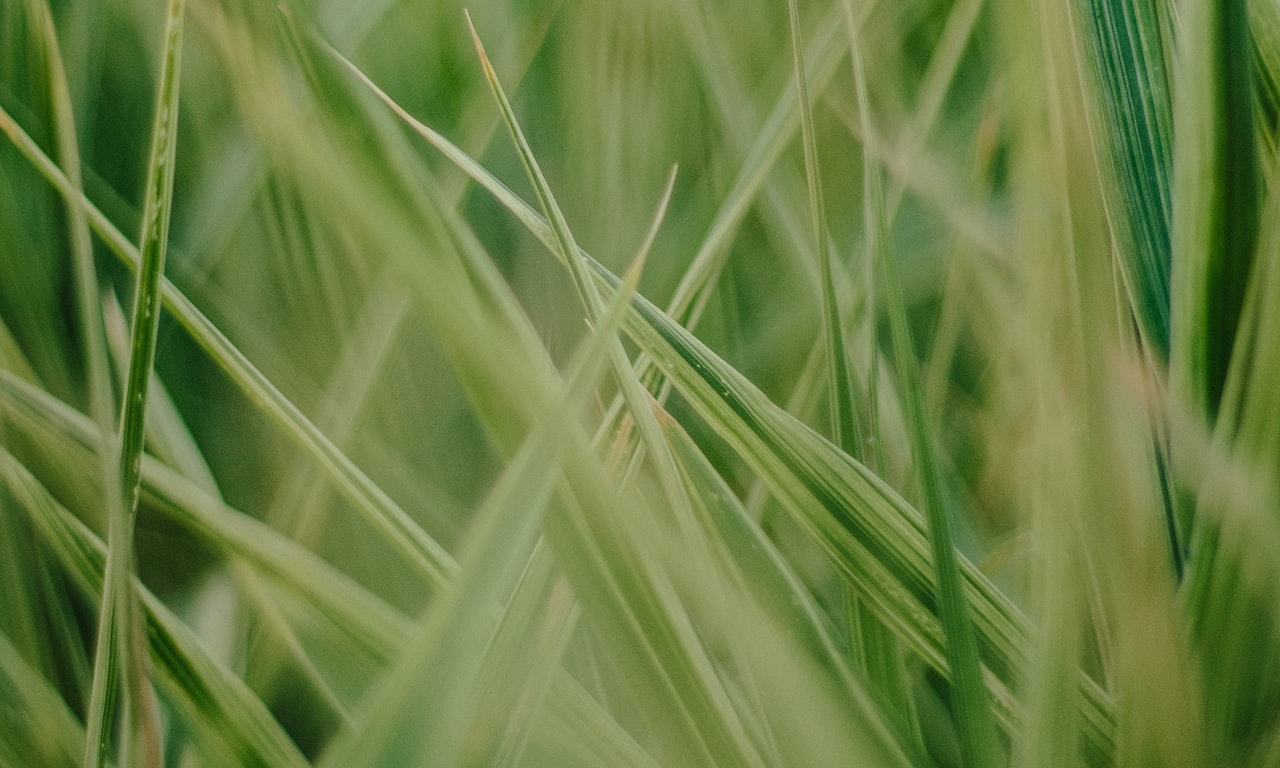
[
  {"left": 83, "top": 1, "right": 184, "bottom": 764},
  {"left": 662, "top": 411, "right": 932, "bottom": 765},
  {"left": 866, "top": 113, "right": 1002, "bottom": 768},
  {"left": 320, "top": 199, "right": 643, "bottom": 768},
  {"left": 0, "top": 364, "right": 654, "bottom": 767},
  {"left": 465, "top": 15, "right": 695, "bottom": 530},
  {"left": 1171, "top": 0, "right": 1260, "bottom": 423},
  {"left": 845, "top": 16, "right": 917, "bottom": 734},
  {"left": 0, "top": 366, "right": 410, "bottom": 664},
  {"left": 25, "top": 0, "right": 117, "bottom": 462},
  {"left": 1173, "top": 2, "right": 1264, "bottom": 729},
  {"left": 788, "top": 0, "right": 861, "bottom": 455},
  {"left": 1, "top": 450, "right": 309, "bottom": 768},
  {"left": 462, "top": 543, "right": 579, "bottom": 768},
  {"left": 0, "top": 102, "right": 457, "bottom": 590},
  {"left": 0, "top": 628, "right": 85, "bottom": 767},
  {"left": 668, "top": 2, "right": 851, "bottom": 330},
  {"left": 1074, "top": 0, "right": 1174, "bottom": 358},
  {"left": 350, "top": 69, "right": 1117, "bottom": 757}
]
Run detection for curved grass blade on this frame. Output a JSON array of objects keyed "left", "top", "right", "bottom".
[
  {"left": 83, "top": 1, "right": 184, "bottom": 764},
  {"left": 1, "top": 449, "right": 309, "bottom": 768},
  {"left": 788, "top": 0, "right": 860, "bottom": 456},
  {"left": 1170, "top": 0, "right": 1260, "bottom": 424},
  {"left": 847, "top": 21, "right": 1001, "bottom": 768},
  {"left": 465, "top": 15, "right": 695, "bottom": 533},
  {"left": 842, "top": 5, "right": 919, "bottom": 733},
  {"left": 661, "top": 410, "right": 930, "bottom": 765},
  {"left": 1173, "top": 3, "right": 1263, "bottom": 738},
  {"left": 24, "top": 0, "right": 119, "bottom": 487},
  {"left": 0, "top": 101, "right": 458, "bottom": 593},
  {"left": 1073, "top": 0, "right": 1174, "bottom": 359},
  {"left": 0, "top": 365, "right": 411, "bottom": 664},
  {"left": 319, "top": 199, "right": 644, "bottom": 768},
  {"left": 0, "top": 628, "right": 85, "bottom": 767},
  {"left": 0, "top": 363, "right": 660, "bottom": 766},
  {"left": 345, "top": 62, "right": 1118, "bottom": 758},
  {"left": 462, "top": 542, "right": 579, "bottom": 768}
]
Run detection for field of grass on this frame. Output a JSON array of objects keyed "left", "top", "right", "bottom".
[{"left": 3, "top": 0, "right": 1280, "bottom": 765}]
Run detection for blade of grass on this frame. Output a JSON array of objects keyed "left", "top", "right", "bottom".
[
  {"left": 1073, "top": 0, "right": 1173, "bottom": 359},
  {"left": 842, "top": 3, "right": 919, "bottom": 737},
  {"left": 1173, "top": 1, "right": 1264, "bottom": 747},
  {"left": 83, "top": 0, "right": 184, "bottom": 764},
  {"left": 0, "top": 366, "right": 408, "bottom": 680},
  {"left": 1178, "top": 122, "right": 1280, "bottom": 764},
  {"left": 1, "top": 448, "right": 309, "bottom": 768},
  {"left": 0, "top": 363, "right": 659, "bottom": 766},
  {"left": 853, "top": 44, "right": 1001, "bottom": 768},
  {"left": 0, "top": 100, "right": 459, "bottom": 592},
  {"left": 788, "top": 0, "right": 860, "bottom": 456},
  {"left": 465, "top": 14, "right": 696, "bottom": 534},
  {"left": 462, "top": 542, "right": 579, "bottom": 768},
  {"left": 24, "top": 0, "right": 120, "bottom": 498},
  {"left": 0, "top": 628, "right": 85, "bottom": 767},
  {"left": 661, "top": 409, "right": 928, "bottom": 766},
  {"left": 346, "top": 63, "right": 1117, "bottom": 758},
  {"left": 101, "top": 292, "right": 220, "bottom": 499},
  {"left": 461, "top": 177, "right": 679, "bottom": 768},
  {"left": 1170, "top": 0, "right": 1260, "bottom": 424},
  {"left": 319, "top": 195, "right": 645, "bottom": 768}
]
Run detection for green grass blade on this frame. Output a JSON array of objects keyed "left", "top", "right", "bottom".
[
  {"left": 351, "top": 68, "right": 1118, "bottom": 758},
  {"left": 850, "top": 28, "right": 1001, "bottom": 768},
  {"left": 1177, "top": 115, "right": 1280, "bottom": 764},
  {"left": 1173, "top": 0, "right": 1263, "bottom": 719},
  {"left": 667, "top": 2, "right": 851, "bottom": 330},
  {"left": 1074, "top": 0, "right": 1174, "bottom": 358},
  {"left": 844, "top": 11, "right": 920, "bottom": 735},
  {"left": 0, "top": 366, "right": 411, "bottom": 667},
  {"left": 320, "top": 199, "right": 643, "bottom": 768},
  {"left": 0, "top": 359, "right": 662, "bottom": 766},
  {"left": 0, "top": 628, "right": 85, "bottom": 767},
  {"left": 0, "top": 100, "right": 458, "bottom": 592},
  {"left": 25, "top": 0, "right": 118, "bottom": 476},
  {"left": 662, "top": 410, "right": 931, "bottom": 764},
  {"left": 1171, "top": 0, "right": 1260, "bottom": 423},
  {"left": 465, "top": 16, "right": 695, "bottom": 533},
  {"left": 788, "top": 0, "right": 860, "bottom": 456},
  {"left": 462, "top": 542, "right": 578, "bottom": 768},
  {"left": 1, "top": 449, "right": 308, "bottom": 768},
  {"left": 83, "top": 0, "right": 184, "bottom": 764}
]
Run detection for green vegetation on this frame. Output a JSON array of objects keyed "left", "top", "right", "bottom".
[{"left": 2, "top": 0, "right": 1278, "bottom": 765}]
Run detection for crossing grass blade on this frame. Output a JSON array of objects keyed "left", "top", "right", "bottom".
[
  {"left": 82, "top": 0, "right": 184, "bottom": 764},
  {"left": 465, "top": 15, "right": 696, "bottom": 531},
  {"left": 346, "top": 57, "right": 1118, "bottom": 759},
  {"left": 843, "top": 8, "right": 920, "bottom": 738},
  {"left": 319, "top": 205, "right": 642, "bottom": 768},
  {"left": 1170, "top": 0, "right": 1260, "bottom": 424},
  {"left": 787, "top": 0, "right": 860, "bottom": 456},
  {"left": 0, "top": 367, "right": 410, "bottom": 665},
  {"left": 1073, "top": 0, "right": 1174, "bottom": 359},
  {"left": 1172, "top": 0, "right": 1265, "bottom": 755},
  {"left": 1177, "top": 123, "right": 1280, "bottom": 766},
  {"left": 0, "top": 628, "right": 85, "bottom": 767},
  {"left": 0, "top": 101, "right": 458, "bottom": 592},
  {"left": 851, "top": 30, "right": 1002, "bottom": 768},
  {"left": 1, "top": 449, "right": 309, "bottom": 768}
]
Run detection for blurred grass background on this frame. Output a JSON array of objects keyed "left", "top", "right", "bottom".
[{"left": 3, "top": 0, "right": 1280, "bottom": 765}]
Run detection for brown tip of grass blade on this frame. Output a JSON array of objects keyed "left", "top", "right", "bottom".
[{"left": 464, "top": 11, "right": 497, "bottom": 84}]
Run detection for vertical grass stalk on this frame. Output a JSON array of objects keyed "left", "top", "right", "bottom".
[{"left": 82, "top": 0, "right": 184, "bottom": 765}]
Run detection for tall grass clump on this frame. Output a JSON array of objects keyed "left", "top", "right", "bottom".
[{"left": 2, "top": 0, "right": 1280, "bottom": 765}]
